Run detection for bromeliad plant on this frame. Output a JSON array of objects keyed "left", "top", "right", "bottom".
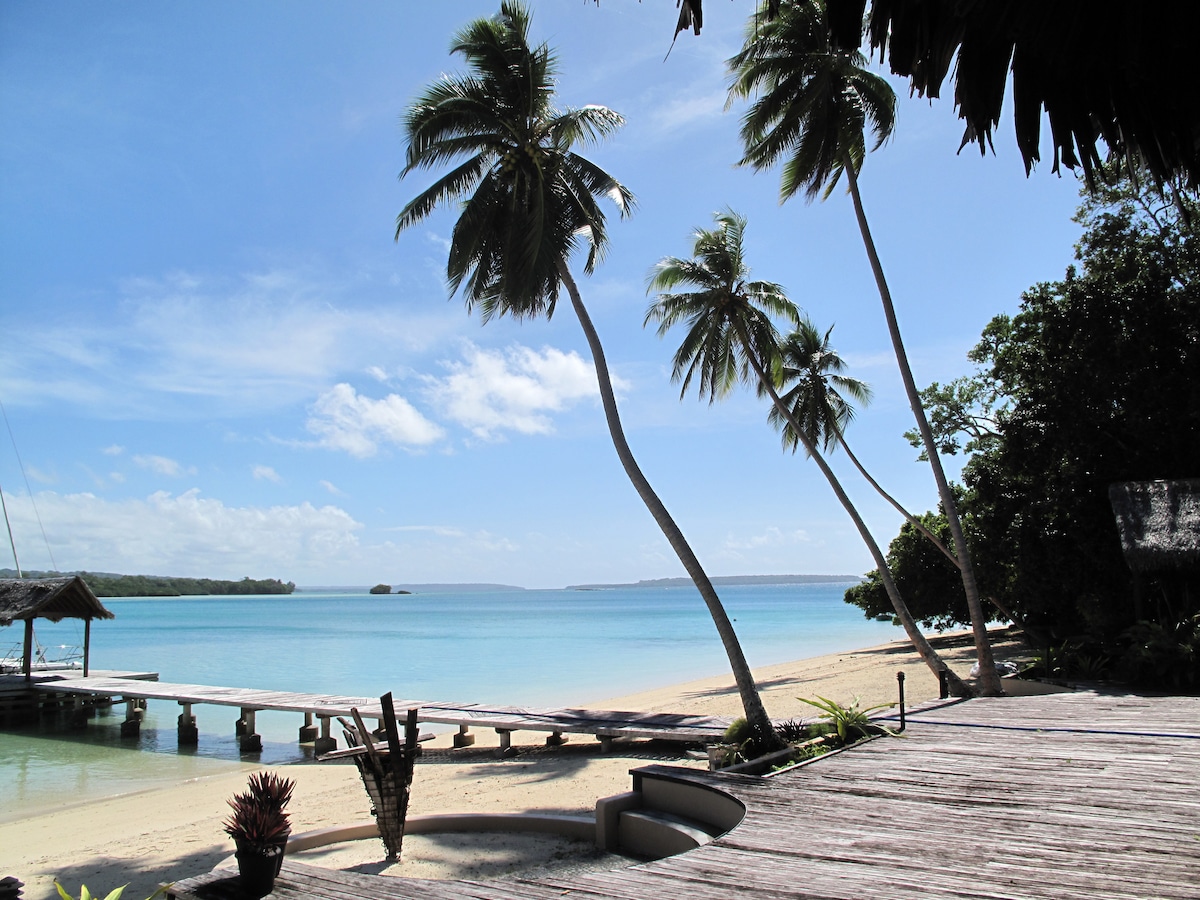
[
  {"left": 223, "top": 771, "right": 295, "bottom": 852},
  {"left": 798, "top": 696, "right": 898, "bottom": 744}
]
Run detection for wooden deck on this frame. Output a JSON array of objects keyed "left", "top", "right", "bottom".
[
  {"left": 26, "top": 676, "right": 733, "bottom": 751},
  {"left": 168, "top": 690, "right": 1200, "bottom": 899}
]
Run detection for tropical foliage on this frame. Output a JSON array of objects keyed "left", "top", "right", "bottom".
[
  {"left": 858, "top": 174, "right": 1200, "bottom": 689},
  {"left": 826, "top": 0, "right": 1200, "bottom": 189},
  {"left": 647, "top": 209, "right": 969, "bottom": 695},
  {"left": 224, "top": 771, "right": 295, "bottom": 849},
  {"left": 797, "top": 694, "right": 897, "bottom": 742},
  {"left": 727, "top": 0, "right": 1000, "bottom": 693},
  {"left": 396, "top": 3, "right": 779, "bottom": 748}
]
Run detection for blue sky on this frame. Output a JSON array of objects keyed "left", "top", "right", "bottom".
[{"left": 0, "top": 1, "right": 1084, "bottom": 589}]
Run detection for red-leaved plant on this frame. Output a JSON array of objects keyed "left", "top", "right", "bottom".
[{"left": 223, "top": 771, "right": 295, "bottom": 852}]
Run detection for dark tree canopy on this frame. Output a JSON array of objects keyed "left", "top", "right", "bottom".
[
  {"left": 827, "top": 0, "right": 1200, "bottom": 188},
  {"left": 652, "top": 1, "right": 1200, "bottom": 188},
  {"left": 855, "top": 174, "right": 1199, "bottom": 687}
]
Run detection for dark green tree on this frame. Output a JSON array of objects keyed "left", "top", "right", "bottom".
[
  {"left": 866, "top": 173, "right": 1200, "bottom": 686},
  {"left": 728, "top": 0, "right": 1001, "bottom": 693},
  {"left": 395, "top": 3, "right": 778, "bottom": 746}
]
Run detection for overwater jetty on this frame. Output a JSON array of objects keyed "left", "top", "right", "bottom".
[{"left": 7, "top": 673, "right": 733, "bottom": 754}]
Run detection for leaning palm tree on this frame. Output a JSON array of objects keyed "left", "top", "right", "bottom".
[
  {"left": 727, "top": 0, "right": 1002, "bottom": 694},
  {"left": 395, "top": 2, "right": 779, "bottom": 747},
  {"left": 647, "top": 209, "right": 970, "bottom": 694},
  {"left": 771, "top": 320, "right": 959, "bottom": 566}
]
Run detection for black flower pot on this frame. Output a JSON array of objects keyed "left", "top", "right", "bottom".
[{"left": 235, "top": 841, "right": 283, "bottom": 897}]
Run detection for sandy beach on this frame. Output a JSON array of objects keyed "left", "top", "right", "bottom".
[{"left": 3, "top": 629, "right": 1032, "bottom": 899}]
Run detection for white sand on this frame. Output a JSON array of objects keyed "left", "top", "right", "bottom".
[{"left": 2, "top": 629, "right": 1033, "bottom": 899}]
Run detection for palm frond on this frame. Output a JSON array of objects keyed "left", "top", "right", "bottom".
[
  {"left": 728, "top": 0, "right": 895, "bottom": 204},
  {"left": 396, "top": 1, "right": 630, "bottom": 319}
]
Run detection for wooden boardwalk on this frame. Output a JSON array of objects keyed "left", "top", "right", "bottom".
[
  {"left": 168, "top": 690, "right": 1200, "bottom": 899},
  {"left": 28, "top": 676, "right": 734, "bottom": 751}
]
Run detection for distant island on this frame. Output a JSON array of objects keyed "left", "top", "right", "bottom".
[
  {"left": 369, "top": 584, "right": 412, "bottom": 595},
  {"left": 0, "top": 569, "right": 295, "bottom": 597},
  {"left": 295, "top": 583, "right": 527, "bottom": 594},
  {"left": 566, "top": 574, "right": 863, "bottom": 590}
]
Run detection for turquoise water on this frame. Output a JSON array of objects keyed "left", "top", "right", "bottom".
[{"left": 1, "top": 582, "right": 897, "bottom": 817}]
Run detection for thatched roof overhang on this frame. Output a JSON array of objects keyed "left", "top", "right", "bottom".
[
  {"left": 828, "top": 0, "right": 1200, "bottom": 188},
  {"left": 1109, "top": 480, "right": 1200, "bottom": 573},
  {"left": 0, "top": 576, "right": 115, "bottom": 626}
]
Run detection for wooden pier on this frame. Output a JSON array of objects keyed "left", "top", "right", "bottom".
[
  {"left": 167, "top": 690, "right": 1200, "bottom": 899},
  {"left": 18, "top": 675, "right": 733, "bottom": 753},
  {"left": 0, "top": 669, "right": 158, "bottom": 728}
]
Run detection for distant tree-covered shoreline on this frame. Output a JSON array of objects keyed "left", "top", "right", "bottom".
[{"left": 0, "top": 569, "right": 295, "bottom": 597}]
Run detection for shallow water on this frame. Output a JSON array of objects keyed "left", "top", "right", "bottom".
[{"left": 1, "top": 582, "right": 898, "bottom": 817}]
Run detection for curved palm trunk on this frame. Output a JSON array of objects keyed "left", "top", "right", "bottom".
[
  {"left": 842, "top": 158, "right": 1003, "bottom": 696},
  {"left": 836, "top": 433, "right": 959, "bottom": 567},
  {"left": 558, "top": 263, "right": 782, "bottom": 749},
  {"left": 741, "top": 327, "right": 972, "bottom": 697},
  {"left": 841, "top": 436, "right": 1044, "bottom": 643}
]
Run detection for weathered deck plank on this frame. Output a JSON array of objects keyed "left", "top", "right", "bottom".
[{"left": 171, "top": 691, "right": 1200, "bottom": 900}]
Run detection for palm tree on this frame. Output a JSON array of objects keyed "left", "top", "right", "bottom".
[
  {"left": 771, "top": 320, "right": 960, "bottom": 567},
  {"left": 395, "top": 2, "right": 779, "bottom": 747},
  {"left": 646, "top": 209, "right": 970, "bottom": 694},
  {"left": 727, "top": 0, "right": 1002, "bottom": 694}
]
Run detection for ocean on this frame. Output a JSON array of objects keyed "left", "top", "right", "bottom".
[{"left": 1, "top": 582, "right": 899, "bottom": 819}]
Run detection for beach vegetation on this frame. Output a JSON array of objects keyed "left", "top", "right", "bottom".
[
  {"left": 797, "top": 695, "right": 897, "bottom": 742},
  {"left": 394, "top": 1, "right": 780, "bottom": 750},
  {"left": 727, "top": 0, "right": 1002, "bottom": 695},
  {"left": 853, "top": 172, "right": 1200, "bottom": 692},
  {"left": 646, "top": 208, "right": 970, "bottom": 696},
  {"left": 54, "top": 883, "right": 168, "bottom": 900},
  {"left": 81, "top": 573, "right": 294, "bottom": 598}
]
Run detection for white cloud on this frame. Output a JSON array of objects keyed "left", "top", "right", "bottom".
[
  {"left": 319, "top": 480, "right": 345, "bottom": 496},
  {"left": 647, "top": 88, "right": 728, "bottom": 134},
  {"left": 1, "top": 489, "right": 363, "bottom": 579},
  {"left": 425, "top": 343, "right": 599, "bottom": 439},
  {"left": 306, "top": 383, "right": 444, "bottom": 458},
  {"left": 1, "top": 267, "right": 464, "bottom": 415},
  {"left": 133, "top": 454, "right": 192, "bottom": 477},
  {"left": 389, "top": 524, "right": 467, "bottom": 538},
  {"left": 252, "top": 465, "right": 282, "bottom": 483},
  {"left": 723, "top": 526, "right": 812, "bottom": 552},
  {"left": 101, "top": 445, "right": 124, "bottom": 456}
]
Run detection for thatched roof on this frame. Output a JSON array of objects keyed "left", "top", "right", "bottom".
[
  {"left": 0, "top": 576, "right": 115, "bottom": 626},
  {"left": 1109, "top": 480, "right": 1200, "bottom": 573}
]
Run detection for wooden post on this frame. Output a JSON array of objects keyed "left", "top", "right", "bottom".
[
  {"left": 453, "top": 723, "right": 475, "bottom": 748},
  {"left": 178, "top": 701, "right": 198, "bottom": 746},
  {"left": 299, "top": 711, "right": 318, "bottom": 743},
  {"left": 314, "top": 715, "right": 336, "bottom": 754},
  {"left": 120, "top": 698, "right": 140, "bottom": 737},
  {"left": 83, "top": 618, "right": 91, "bottom": 677},
  {"left": 238, "top": 708, "right": 261, "bottom": 752},
  {"left": 22, "top": 619, "right": 33, "bottom": 680}
]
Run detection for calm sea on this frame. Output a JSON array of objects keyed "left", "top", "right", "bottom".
[{"left": 1, "top": 582, "right": 898, "bottom": 818}]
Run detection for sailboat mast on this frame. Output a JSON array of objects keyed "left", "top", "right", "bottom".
[{"left": 0, "top": 483, "right": 22, "bottom": 578}]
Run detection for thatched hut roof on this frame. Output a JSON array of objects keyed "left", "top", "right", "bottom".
[
  {"left": 1109, "top": 480, "right": 1200, "bottom": 573},
  {"left": 0, "top": 576, "right": 115, "bottom": 626}
]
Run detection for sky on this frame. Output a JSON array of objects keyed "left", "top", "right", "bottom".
[{"left": 0, "top": 1, "right": 1086, "bottom": 589}]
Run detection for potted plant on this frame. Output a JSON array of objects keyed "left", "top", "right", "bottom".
[{"left": 223, "top": 771, "right": 295, "bottom": 896}]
